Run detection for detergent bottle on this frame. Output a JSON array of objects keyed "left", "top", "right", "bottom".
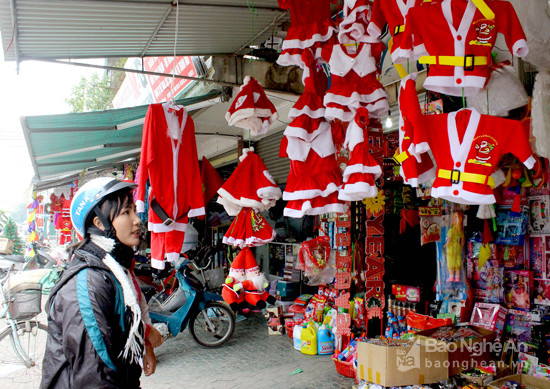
[
  {"left": 301, "top": 321, "right": 318, "bottom": 355},
  {"left": 293, "top": 323, "right": 303, "bottom": 351},
  {"left": 317, "top": 325, "right": 335, "bottom": 355}
]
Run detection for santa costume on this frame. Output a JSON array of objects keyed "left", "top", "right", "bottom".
[
  {"left": 223, "top": 207, "right": 276, "bottom": 248},
  {"left": 396, "top": 73, "right": 436, "bottom": 187},
  {"left": 225, "top": 76, "right": 278, "bottom": 137},
  {"left": 217, "top": 148, "right": 282, "bottom": 216},
  {"left": 339, "top": 107, "right": 382, "bottom": 201},
  {"left": 276, "top": 0, "right": 338, "bottom": 67},
  {"left": 56, "top": 195, "right": 72, "bottom": 245},
  {"left": 322, "top": 41, "right": 389, "bottom": 122},
  {"left": 339, "top": 0, "right": 380, "bottom": 44},
  {"left": 411, "top": 107, "right": 535, "bottom": 205},
  {"left": 398, "top": 0, "right": 528, "bottom": 96},
  {"left": 136, "top": 103, "right": 205, "bottom": 269}
]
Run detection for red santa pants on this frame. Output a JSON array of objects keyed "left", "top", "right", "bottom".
[
  {"left": 58, "top": 230, "right": 72, "bottom": 245},
  {"left": 150, "top": 230, "right": 185, "bottom": 269}
]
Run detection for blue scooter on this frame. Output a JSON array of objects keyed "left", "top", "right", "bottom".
[{"left": 147, "top": 258, "right": 235, "bottom": 348}]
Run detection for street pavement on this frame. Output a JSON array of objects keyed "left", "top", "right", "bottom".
[{"left": 142, "top": 312, "right": 355, "bottom": 389}]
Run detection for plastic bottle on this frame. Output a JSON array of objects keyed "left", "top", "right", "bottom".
[
  {"left": 317, "top": 325, "right": 335, "bottom": 355},
  {"left": 387, "top": 295, "right": 394, "bottom": 315},
  {"left": 301, "top": 322, "right": 318, "bottom": 355},
  {"left": 293, "top": 324, "right": 303, "bottom": 351}
]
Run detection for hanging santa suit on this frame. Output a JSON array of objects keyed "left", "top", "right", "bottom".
[
  {"left": 338, "top": 0, "right": 380, "bottom": 44},
  {"left": 339, "top": 107, "right": 382, "bottom": 201},
  {"left": 367, "top": 0, "right": 431, "bottom": 63},
  {"left": 222, "top": 207, "right": 276, "bottom": 248},
  {"left": 276, "top": 0, "right": 338, "bottom": 67},
  {"left": 136, "top": 103, "right": 205, "bottom": 270},
  {"left": 217, "top": 148, "right": 282, "bottom": 216},
  {"left": 225, "top": 76, "right": 278, "bottom": 136},
  {"left": 398, "top": 0, "right": 529, "bottom": 96},
  {"left": 322, "top": 42, "right": 389, "bottom": 122},
  {"left": 395, "top": 73, "right": 436, "bottom": 187},
  {"left": 288, "top": 49, "right": 328, "bottom": 121},
  {"left": 55, "top": 196, "right": 72, "bottom": 245},
  {"left": 412, "top": 107, "right": 536, "bottom": 205}
]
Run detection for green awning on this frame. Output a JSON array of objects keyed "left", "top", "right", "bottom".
[{"left": 22, "top": 90, "right": 223, "bottom": 190}]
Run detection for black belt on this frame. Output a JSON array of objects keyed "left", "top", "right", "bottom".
[{"left": 150, "top": 198, "right": 183, "bottom": 227}]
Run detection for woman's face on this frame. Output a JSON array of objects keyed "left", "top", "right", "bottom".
[{"left": 112, "top": 201, "right": 141, "bottom": 247}]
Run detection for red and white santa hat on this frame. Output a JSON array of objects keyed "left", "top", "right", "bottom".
[
  {"left": 225, "top": 76, "right": 279, "bottom": 136},
  {"left": 227, "top": 248, "right": 247, "bottom": 283}
]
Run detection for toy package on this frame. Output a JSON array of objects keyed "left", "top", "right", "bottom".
[
  {"left": 528, "top": 195, "right": 550, "bottom": 235},
  {"left": 504, "top": 270, "right": 534, "bottom": 311},
  {"left": 498, "top": 244, "right": 526, "bottom": 269},
  {"left": 419, "top": 215, "right": 443, "bottom": 246},
  {"left": 494, "top": 206, "right": 529, "bottom": 246},
  {"left": 391, "top": 284, "right": 421, "bottom": 303},
  {"left": 534, "top": 279, "right": 550, "bottom": 306},
  {"left": 529, "top": 235, "right": 550, "bottom": 279},
  {"left": 470, "top": 302, "right": 508, "bottom": 340}
]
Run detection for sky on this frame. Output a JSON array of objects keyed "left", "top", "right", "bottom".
[{"left": 0, "top": 51, "right": 101, "bottom": 213}]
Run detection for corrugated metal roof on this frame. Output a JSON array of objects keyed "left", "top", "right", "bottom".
[{"left": 1, "top": 0, "right": 288, "bottom": 62}]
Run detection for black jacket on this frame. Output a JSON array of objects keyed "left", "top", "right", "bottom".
[{"left": 40, "top": 245, "right": 142, "bottom": 389}]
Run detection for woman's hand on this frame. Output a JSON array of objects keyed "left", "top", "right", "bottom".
[
  {"left": 147, "top": 325, "right": 164, "bottom": 348},
  {"left": 143, "top": 346, "right": 157, "bottom": 376}
]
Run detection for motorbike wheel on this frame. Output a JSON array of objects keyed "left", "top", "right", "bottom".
[{"left": 189, "top": 301, "right": 235, "bottom": 348}]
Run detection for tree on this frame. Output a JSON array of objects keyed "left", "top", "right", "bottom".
[
  {"left": 2, "top": 217, "right": 24, "bottom": 255},
  {"left": 65, "top": 58, "right": 126, "bottom": 112}
]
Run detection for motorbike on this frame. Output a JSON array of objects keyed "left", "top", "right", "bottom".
[{"left": 147, "top": 256, "right": 235, "bottom": 348}]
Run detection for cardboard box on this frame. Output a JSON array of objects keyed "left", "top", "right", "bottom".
[
  {"left": 0, "top": 237, "right": 14, "bottom": 255},
  {"left": 488, "top": 374, "right": 550, "bottom": 389},
  {"left": 264, "top": 305, "right": 284, "bottom": 335},
  {"left": 460, "top": 362, "right": 511, "bottom": 387},
  {"left": 414, "top": 326, "right": 496, "bottom": 376},
  {"left": 357, "top": 339, "right": 448, "bottom": 387}
]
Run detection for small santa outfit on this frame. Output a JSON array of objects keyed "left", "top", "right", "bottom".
[
  {"left": 322, "top": 42, "right": 389, "bottom": 122},
  {"left": 56, "top": 195, "right": 72, "bottom": 245},
  {"left": 136, "top": 103, "right": 205, "bottom": 269},
  {"left": 339, "top": 108, "right": 382, "bottom": 201},
  {"left": 221, "top": 249, "right": 247, "bottom": 311},
  {"left": 339, "top": 0, "right": 381, "bottom": 44},
  {"left": 396, "top": 73, "right": 436, "bottom": 187},
  {"left": 225, "top": 76, "right": 278, "bottom": 136},
  {"left": 288, "top": 49, "right": 328, "bottom": 121},
  {"left": 222, "top": 207, "right": 276, "bottom": 248},
  {"left": 217, "top": 148, "right": 282, "bottom": 216},
  {"left": 397, "top": 0, "right": 528, "bottom": 96},
  {"left": 412, "top": 107, "right": 536, "bottom": 205},
  {"left": 276, "top": 0, "right": 338, "bottom": 67}
]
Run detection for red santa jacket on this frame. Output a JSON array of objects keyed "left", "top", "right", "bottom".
[
  {"left": 398, "top": 0, "right": 528, "bottom": 96},
  {"left": 412, "top": 108, "right": 535, "bottom": 205},
  {"left": 136, "top": 103, "right": 205, "bottom": 233}
]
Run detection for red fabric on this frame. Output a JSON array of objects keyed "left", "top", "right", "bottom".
[
  {"left": 201, "top": 156, "right": 224, "bottom": 204},
  {"left": 222, "top": 208, "right": 275, "bottom": 248}
]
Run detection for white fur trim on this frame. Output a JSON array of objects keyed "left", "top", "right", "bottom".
[
  {"left": 325, "top": 89, "right": 388, "bottom": 106},
  {"left": 492, "top": 169, "right": 506, "bottom": 188},
  {"left": 431, "top": 186, "right": 496, "bottom": 205},
  {"left": 338, "top": 183, "right": 379, "bottom": 201},
  {"left": 257, "top": 185, "right": 282, "bottom": 201},
  {"left": 283, "top": 182, "right": 341, "bottom": 201},
  {"left": 367, "top": 22, "right": 382, "bottom": 38},
  {"left": 423, "top": 75, "right": 486, "bottom": 97},
  {"left": 188, "top": 207, "right": 205, "bottom": 218},
  {"left": 285, "top": 121, "right": 331, "bottom": 141},
  {"left": 148, "top": 221, "right": 187, "bottom": 233},
  {"left": 342, "top": 164, "right": 382, "bottom": 181},
  {"left": 166, "top": 252, "right": 180, "bottom": 262},
  {"left": 344, "top": 123, "right": 365, "bottom": 152},
  {"left": 276, "top": 53, "right": 304, "bottom": 67},
  {"left": 281, "top": 29, "right": 336, "bottom": 50},
  {"left": 151, "top": 257, "right": 165, "bottom": 270},
  {"left": 243, "top": 75, "right": 252, "bottom": 85},
  {"left": 414, "top": 142, "right": 430, "bottom": 156},
  {"left": 227, "top": 108, "right": 256, "bottom": 126},
  {"left": 262, "top": 170, "right": 277, "bottom": 186},
  {"left": 284, "top": 202, "right": 348, "bottom": 218},
  {"left": 391, "top": 47, "right": 415, "bottom": 64},
  {"left": 288, "top": 107, "right": 326, "bottom": 121},
  {"left": 102, "top": 253, "right": 143, "bottom": 364},
  {"left": 512, "top": 39, "right": 529, "bottom": 58},
  {"left": 135, "top": 200, "right": 145, "bottom": 214},
  {"left": 247, "top": 273, "right": 268, "bottom": 292},
  {"left": 217, "top": 189, "right": 276, "bottom": 216}
]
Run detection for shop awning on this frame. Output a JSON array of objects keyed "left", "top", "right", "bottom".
[
  {"left": 22, "top": 90, "right": 225, "bottom": 190},
  {"left": 1, "top": 0, "right": 288, "bottom": 65}
]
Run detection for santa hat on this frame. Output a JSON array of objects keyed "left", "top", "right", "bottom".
[
  {"left": 242, "top": 247, "right": 267, "bottom": 291},
  {"left": 228, "top": 248, "right": 247, "bottom": 283},
  {"left": 225, "top": 76, "right": 279, "bottom": 136}
]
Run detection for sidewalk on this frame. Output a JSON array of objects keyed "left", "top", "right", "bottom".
[{"left": 142, "top": 313, "right": 355, "bottom": 389}]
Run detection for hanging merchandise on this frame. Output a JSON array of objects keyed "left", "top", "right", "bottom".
[
  {"left": 222, "top": 207, "right": 276, "bottom": 248},
  {"left": 398, "top": 0, "right": 529, "bottom": 96},
  {"left": 276, "top": 0, "right": 338, "bottom": 67},
  {"left": 298, "top": 234, "right": 336, "bottom": 285},
  {"left": 55, "top": 194, "right": 72, "bottom": 245},
  {"left": 338, "top": 107, "right": 382, "bottom": 201},
  {"left": 322, "top": 41, "right": 389, "bottom": 122},
  {"left": 532, "top": 71, "right": 550, "bottom": 160},
  {"left": 225, "top": 76, "right": 278, "bottom": 136},
  {"left": 395, "top": 73, "right": 436, "bottom": 188},
  {"left": 136, "top": 103, "right": 205, "bottom": 270},
  {"left": 222, "top": 248, "right": 247, "bottom": 311},
  {"left": 217, "top": 147, "right": 282, "bottom": 216},
  {"left": 338, "top": 0, "right": 378, "bottom": 44},
  {"left": 467, "top": 62, "right": 530, "bottom": 117},
  {"left": 444, "top": 209, "right": 466, "bottom": 282}
]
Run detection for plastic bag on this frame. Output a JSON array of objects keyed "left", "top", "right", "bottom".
[{"left": 533, "top": 72, "right": 550, "bottom": 159}]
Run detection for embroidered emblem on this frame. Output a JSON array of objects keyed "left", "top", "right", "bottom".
[
  {"left": 234, "top": 95, "right": 247, "bottom": 109},
  {"left": 469, "top": 20, "right": 495, "bottom": 46},
  {"left": 468, "top": 140, "right": 495, "bottom": 166}
]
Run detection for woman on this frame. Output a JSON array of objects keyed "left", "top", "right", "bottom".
[{"left": 41, "top": 177, "right": 163, "bottom": 389}]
